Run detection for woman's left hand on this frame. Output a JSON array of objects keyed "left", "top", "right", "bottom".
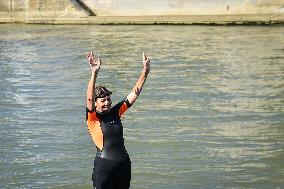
[{"left": 143, "top": 52, "right": 150, "bottom": 72}]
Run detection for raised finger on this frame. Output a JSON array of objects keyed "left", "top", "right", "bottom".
[
  {"left": 91, "top": 51, "right": 95, "bottom": 58},
  {"left": 143, "top": 52, "right": 146, "bottom": 60}
]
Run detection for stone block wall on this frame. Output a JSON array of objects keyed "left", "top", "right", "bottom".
[
  {"left": 79, "top": 0, "right": 284, "bottom": 16},
  {"left": 257, "top": 0, "right": 284, "bottom": 7},
  {"left": 0, "top": 0, "right": 284, "bottom": 24},
  {"left": 0, "top": 0, "right": 89, "bottom": 23},
  {"left": 0, "top": 0, "right": 26, "bottom": 22},
  {"left": 0, "top": 1, "right": 12, "bottom": 11},
  {"left": 256, "top": 0, "right": 284, "bottom": 13},
  {"left": 27, "top": 0, "right": 89, "bottom": 22}
]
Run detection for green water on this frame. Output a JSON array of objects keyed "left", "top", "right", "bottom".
[{"left": 0, "top": 24, "right": 283, "bottom": 189}]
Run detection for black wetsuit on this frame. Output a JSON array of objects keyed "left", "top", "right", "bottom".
[{"left": 86, "top": 99, "right": 131, "bottom": 189}]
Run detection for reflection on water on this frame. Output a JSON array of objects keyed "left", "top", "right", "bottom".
[{"left": 0, "top": 24, "right": 283, "bottom": 189}]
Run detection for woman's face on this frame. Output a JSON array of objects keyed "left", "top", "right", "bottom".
[{"left": 95, "top": 96, "right": 112, "bottom": 113}]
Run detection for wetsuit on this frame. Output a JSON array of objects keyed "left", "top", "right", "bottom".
[{"left": 86, "top": 98, "right": 131, "bottom": 189}]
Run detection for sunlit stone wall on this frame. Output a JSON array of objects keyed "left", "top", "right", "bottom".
[
  {"left": 0, "top": 0, "right": 88, "bottom": 22},
  {"left": 0, "top": 0, "right": 283, "bottom": 23},
  {"left": 27, "top": 0, "right": 88, "bottom": 18},
  {"left": 83, "top": 0, "right": 284, "bottom": 16},
  {"left": 0, "top": 0, "right": 26, "bottom": 22}
]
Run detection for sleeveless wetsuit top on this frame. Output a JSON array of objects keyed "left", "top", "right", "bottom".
[{"left": 86, "top": 99, "right": 131, "bottom": 161}]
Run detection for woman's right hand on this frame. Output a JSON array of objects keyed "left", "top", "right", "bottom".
[{"left": 86, "top": 51, "right": 101, "bottom": 72}]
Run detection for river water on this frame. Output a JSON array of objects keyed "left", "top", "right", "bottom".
[{"left": 0, "top": 24, "right": 283, "bottom": 189}]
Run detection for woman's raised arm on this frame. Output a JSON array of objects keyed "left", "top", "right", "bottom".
[
  {"left": 126, "top": 52, "right": 151, "bottom": 105},
  {"left": 86, "top": 52, "right": 101, "bottom": 111}
]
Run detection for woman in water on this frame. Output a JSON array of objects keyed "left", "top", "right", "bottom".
[{"left": 86, "top": 51, "right": 150, "bottom": 189}]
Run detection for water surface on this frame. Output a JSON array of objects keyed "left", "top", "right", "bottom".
[{"left": 0, "top": 24, "right": 283, "bottom": 189}]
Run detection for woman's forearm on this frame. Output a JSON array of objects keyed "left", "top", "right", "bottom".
[
  {"left": 127, "top": 52, "right": 151, "bottom": 105},
  {"left": 87, "top": 70, "right": 98, "bottom": 111},
  {"left": 127, "top": 68, "right": 149, "bottom": 105},
  {"left": 132, "top": 68, "right": 149, "bottom": 95}
]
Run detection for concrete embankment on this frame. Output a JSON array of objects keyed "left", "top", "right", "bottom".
[
  {"left": 0, "top": 0, "right": 284, "bottom": 25},
  {"left": 20, "top": 14, "right": 284, "bottom": 25}
]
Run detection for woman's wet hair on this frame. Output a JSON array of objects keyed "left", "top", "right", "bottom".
[{"left": 94, "top": 86, "right": 112, "bottom": 100}]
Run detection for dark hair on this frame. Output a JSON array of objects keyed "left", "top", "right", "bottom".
[{"left": 94, "top": 86, "right": 112, "bottom": 100}]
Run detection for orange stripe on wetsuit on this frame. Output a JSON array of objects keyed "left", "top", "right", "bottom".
[{"left": 86, "top": 99, "right": 131, "bottom": 161}]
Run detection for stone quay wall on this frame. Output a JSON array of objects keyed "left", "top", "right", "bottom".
[{"left": 0, "top": 0, "right": 284, "bottom": 24}]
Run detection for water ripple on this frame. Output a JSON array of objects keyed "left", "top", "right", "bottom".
[{"left": 0, "top": 24, "right": 283, "bottom": 189}]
